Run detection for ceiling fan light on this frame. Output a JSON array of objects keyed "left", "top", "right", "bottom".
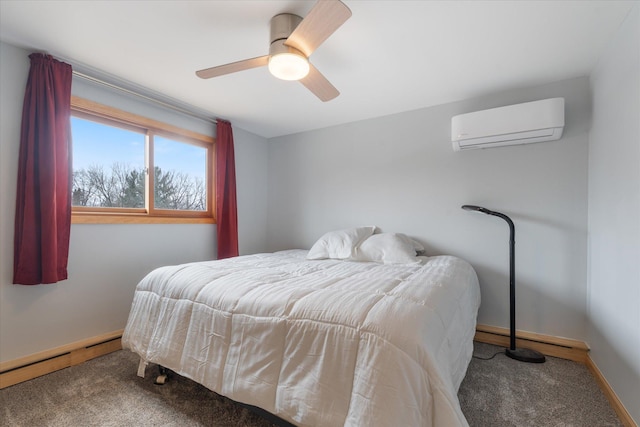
[{"left": 268, "top": 53, "right": 310, "bottom": 81}]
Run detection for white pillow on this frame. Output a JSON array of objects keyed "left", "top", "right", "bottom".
[
  {"left": 354, "top": 233, "right": 421, "bottom": 264},
  {"left": 412, "top": 238, "right": 425, "bottom": 252},
  {"left": 306, "top": 226, "right": 377, "bottom": 260}
]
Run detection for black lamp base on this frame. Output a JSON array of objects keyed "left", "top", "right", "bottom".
[{"left": 505, "top": 347, "right": 546, "bottom": 363}]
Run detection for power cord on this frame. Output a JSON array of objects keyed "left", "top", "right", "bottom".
[{"left": 472, "top": 350, "right": 503, "bottom": 361}]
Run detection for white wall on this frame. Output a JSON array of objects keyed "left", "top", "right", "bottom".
[
  {"left": 267, "top": 77, "right": 591, "bottom": 342},
  {"left": 0, "top": 41, "right": 269, "bottom": 362},
  {"left": 2, "top": 12, "right": 637, "bottom": 420},
  {"left": 235, "top": 126, "right": 269, "bottom": 256},
  {"left": 588, "top": 5, "right": 640, "bottom": 423}
]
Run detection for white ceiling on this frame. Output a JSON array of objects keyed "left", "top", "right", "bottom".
[{"left": 0, "top": 1, "right": 635, "bottom": 138}]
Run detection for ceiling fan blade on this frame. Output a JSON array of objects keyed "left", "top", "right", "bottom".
[
  {"left": 299, "top": 63, "right": 339, "bottom": 102},
  {"left": 196, "top": 55, "right": 269, "bottom": 79},
  {"left": 284, "top": 0, "right": 352, "bottom": 57}
]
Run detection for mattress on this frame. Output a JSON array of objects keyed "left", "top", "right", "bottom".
[{"left": 122, "top": 249, "right": 480, "bottom": 426}]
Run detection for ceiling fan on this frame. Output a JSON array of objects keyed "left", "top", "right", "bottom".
[{"left": 196, "top": 0, "right": 352, "bottom": 102}]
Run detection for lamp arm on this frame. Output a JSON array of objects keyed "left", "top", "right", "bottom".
[{"left": 485, "top": 210, "right": 515, "bottom": 240}]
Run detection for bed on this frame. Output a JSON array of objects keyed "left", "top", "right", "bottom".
[{"left": 122, "top": 229, "right": 480, "bottom": 427}]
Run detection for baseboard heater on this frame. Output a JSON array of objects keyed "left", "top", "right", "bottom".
[
  {"left": 0, "top": 330, "right": 123, "bottom": 389},
  {"left": 473, "top": 324, "right": 589, "bottom": 363}
]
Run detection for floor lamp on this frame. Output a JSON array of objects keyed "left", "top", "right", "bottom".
[{"left": 462, "top": 205, "right": 546, "bottom": 363}]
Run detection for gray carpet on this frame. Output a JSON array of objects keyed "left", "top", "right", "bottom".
[
  {"left": 0, "top": 342, "right": 622, "bottom": 426},
  {"left": 459, "top": 342, "right": 622, "bottom": 427}
]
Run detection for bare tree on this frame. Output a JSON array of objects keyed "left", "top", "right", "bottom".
[{"left": 72, "top": 163, "right": 205, "bottom": 211}]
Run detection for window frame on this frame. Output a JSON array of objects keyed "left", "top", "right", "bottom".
[{"left": 70, "top": 96, "right": 216, "bottom": 224}]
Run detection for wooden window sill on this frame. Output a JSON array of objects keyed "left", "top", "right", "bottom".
[{"left": 72, "top": 213, "right": 215, "bottom": 224}]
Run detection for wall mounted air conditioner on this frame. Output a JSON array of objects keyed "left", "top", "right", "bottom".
[{"left": 451, "top": 97, "right": 565, "bottom": 151}]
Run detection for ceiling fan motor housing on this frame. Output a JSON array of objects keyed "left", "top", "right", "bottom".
[
  {"left": 269, "top": 13, "right": 306, "bottom": 58},
  {"left": 270, "top": 13, "right": 302, "bottom": 43}
]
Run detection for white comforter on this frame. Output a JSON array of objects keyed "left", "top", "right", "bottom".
[{"left": 122, "top": 250, "right": 480, "bottom": 426}]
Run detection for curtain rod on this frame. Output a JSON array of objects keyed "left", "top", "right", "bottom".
[{"left": 72, "top": 70, "right": 217, "bottom": 125}]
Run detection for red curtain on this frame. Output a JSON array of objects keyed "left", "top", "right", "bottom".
[
  {"left": 13, "top": 54, "right": 73, "bottom": 285},
  {"left": 215, "top": 119, "right": 239, "bottom": 259}
]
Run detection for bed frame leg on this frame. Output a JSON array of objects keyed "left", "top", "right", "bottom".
[
  {"left": 154, "top": 365, "right": 170, "bottom": 385},
  {"left": 137, "top": 358, "right": 148, "bottom": 378}
]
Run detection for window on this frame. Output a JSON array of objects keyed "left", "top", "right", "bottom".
[{"left": 70, "top": 97, "right": 215, "bottom": 224}]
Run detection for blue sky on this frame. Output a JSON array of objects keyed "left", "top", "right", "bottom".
[
  {"left": 154, "top": 136, "right": 206, "bottom": 180},
  {"left": 71, "top": 116, "right": 206, "bottom": 180}
]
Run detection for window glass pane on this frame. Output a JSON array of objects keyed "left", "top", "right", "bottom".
[
  {"left": 71, "top": 116, "right": 146, "bottom": 208},
  {"left": 153, "top": 136, "right": 207, "bottom": 211}
]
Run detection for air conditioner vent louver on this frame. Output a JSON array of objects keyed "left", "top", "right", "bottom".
[{"left": 451, "top": 98, "right": 565, "bottom": 151}]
